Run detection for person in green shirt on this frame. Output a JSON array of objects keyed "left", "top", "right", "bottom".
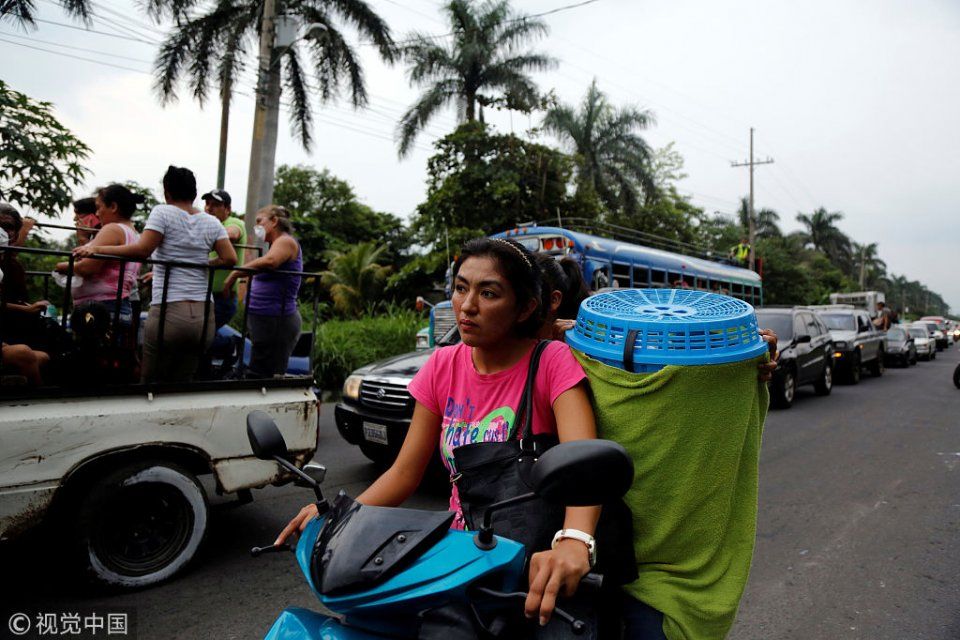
[{"left": 202, "top": 189, "right": 246, "bottom": 329}]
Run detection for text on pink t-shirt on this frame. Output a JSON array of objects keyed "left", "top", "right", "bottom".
[{"left": 407, "top": 340, "right": 586, "bottom": 528}]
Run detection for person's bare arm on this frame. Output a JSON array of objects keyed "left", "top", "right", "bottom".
[
  {"left": 208, "top": 237, "right": 237, "bottom": 269},
  {"left": 275, "top": 402, "right": 442, "bottom": 545},
  {"left": 524, "top": 383, "right": 600, "bottom": 626},
  {"left": 73, "top": 230, "right": 162, "bottom": 260},
  {"left": 222, "top": 236, "right": 296, "bottom": 293},
  {"left": 226, "top": 225, "right": 243, "bottom": 242},
  {"left": 56, "top": 225, "right": 124, "bottom": 276}
]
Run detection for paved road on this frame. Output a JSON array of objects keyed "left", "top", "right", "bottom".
[{"left": 5, "top": 347, "right": 959, "bottom": 639}]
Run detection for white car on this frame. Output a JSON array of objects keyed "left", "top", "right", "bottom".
[{"left": 908, "top": 326, "right": 937, "bottom": 360}]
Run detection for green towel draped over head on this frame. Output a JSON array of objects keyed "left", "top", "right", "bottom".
[{"left": 573, "top": 350, "right": 769, "bottom": 640}]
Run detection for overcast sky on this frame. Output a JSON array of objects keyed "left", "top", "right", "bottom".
[{"left": 4, "top": 0, "right": 959, "bottom": 310}]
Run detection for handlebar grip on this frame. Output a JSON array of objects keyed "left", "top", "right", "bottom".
[{"left": 579, "top": 572, "right": 603, "bottom": 594}]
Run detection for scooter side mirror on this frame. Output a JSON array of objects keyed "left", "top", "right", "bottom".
[
  {"left": 294, "top": 463, "right": 327, "bottom": 488},
  {"left": 530, "top": 440, "right": 634, "bottom": 506},
  {"left": 247, "top": 410, "right": 289, "bottom": 461}
]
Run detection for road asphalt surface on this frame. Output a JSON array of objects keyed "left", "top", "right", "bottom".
[{"left": 4, "top": 346, "right": 959, "bottom": 639}]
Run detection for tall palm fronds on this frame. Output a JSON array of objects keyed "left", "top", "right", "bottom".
[
  {"left": 1, "top": 0, "right": 91, "bottom": 27},
  {"left": 154, "top": 0, "right": 396, "bottom": 151},
  {"left": 321, "top": 241, "right": 391, "bottom": 316},
  {"left": 852, "top": 241, "right": 886, "bottom": 288},
  {"left": 796, "top": 206, "right": 853, "bottom": 269},
  {"left": 544, "top": 79, "right": 657, "bottom": 215},
  {"left": 396, "top": 0, "right": 555, "bottom": 157},
  {"left": 736, "top": 197, "right": 781, "bottom": 239}
]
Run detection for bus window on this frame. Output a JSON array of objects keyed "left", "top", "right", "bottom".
[
  {"left": 612, "top": 262, "right": 631, "bottom": 288},
  {"left": 731, "top": 283, "right": 744, "bottom": 299},
  {"left": 632, "top": 266, "right": 649, "bottom": 287},
  {"left": 695, "top": 277, "right": 707, "bottom": 290},
  {"left": 669, "top": 272, "right": 682, "bottom": 287},
  {"left": 650, "top": 269, "right": 666, "bottom": 287},
  {"left": 682, "top": 274, "right": 695, "bottom": 288}
]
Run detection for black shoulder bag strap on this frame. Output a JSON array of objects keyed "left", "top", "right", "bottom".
[{"left": 512, "top": 340, "right": 552, "bottom": 455}]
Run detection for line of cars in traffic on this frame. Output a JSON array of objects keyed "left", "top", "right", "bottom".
[{"left": 756, "top": 306, "right": 957, "bottom": 409}]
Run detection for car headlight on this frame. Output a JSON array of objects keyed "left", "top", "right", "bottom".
[
  {"left": 342, "top": 374, "right": 363, "bottom": 401},
  {"left": 834, "top": 341, "right": 847, "bottom": 349},
  {"left": 887, "top": 345, "right": 900, "bottom": 352},
  {"left": 416, "top": 333, "right": 430, "bottom": 350}
]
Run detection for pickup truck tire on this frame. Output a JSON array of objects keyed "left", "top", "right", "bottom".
[
  {"left": 846, "top": 354, "right": 861, "bottom": 385},
  {"left": 770, "top": 367, "right": 796, "bottom": 409},
  {"left": 813, "top": 363, "right": 833, "bottom": 396},
  {"left": 869, "top": 350, "right": 885, "bottom": 377},
  {"left": 75, "top": 461, "right": 208, "bottom": 590}
]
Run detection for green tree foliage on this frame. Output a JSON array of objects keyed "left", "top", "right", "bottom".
[
  {"left": 544, "top": 79, "right": 656, "bottom": 216},
  {"left": 412, "top": 122, "right": 575, "bottom": 248},
  {"left": 736, "top": 197, "right": 781, "bottom": 239},
  {"left": 397, "top": 0, "right": 555, "bottom": 156},
  {"left": 0, "top": 81, "right": 90, "bottom": 216},
  {"left": 1, "top": 0, "right": 90, "bottom": 27},
  {"left": 272, "top": 164, "right": 405, "bottom": 271},
  {"left": 153, "top": 0, "right": 396, "bottom": 150},
  {"left": 321, "top": 241, "right": 392, "bottom": 316},
  {"left": 796, "top": 207, "right": 852, "bottom": 270}
]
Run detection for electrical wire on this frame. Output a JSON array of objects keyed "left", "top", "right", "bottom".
[
  {"left": 0, "top": 35, "right": 152, "bottom": 72},
  {"left": 0, "top": 28, "right": 155, "bottom": 62}
]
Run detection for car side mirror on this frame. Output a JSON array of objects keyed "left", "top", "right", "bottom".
[
  {"left": 795, "top": 334, "right": 812, "bottom": 344},
  {"left": 294, "top": 463, "right": 326, "bottom": 488},
  {"left": 247, "top": 410, "right": 289, "bottom": 461},
  {"left": 530, "top": 440, "right": 634, "bottom": 506}
]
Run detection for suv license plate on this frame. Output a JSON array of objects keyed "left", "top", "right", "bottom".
[{"left": 362, "top": 422, "right": 388, "bottom": 445}]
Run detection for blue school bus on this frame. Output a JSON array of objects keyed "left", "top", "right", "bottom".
[{"left": 422, "top": 225, "right": 763, "bottom": 348}]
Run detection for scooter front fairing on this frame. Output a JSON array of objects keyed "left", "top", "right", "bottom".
[{"left": 265, "top": 503, "right": 527, "bottom": 639}]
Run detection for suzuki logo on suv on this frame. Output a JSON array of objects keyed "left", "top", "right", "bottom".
[{"left": 376, "top": 388, "right": 386, "bottom": 399}]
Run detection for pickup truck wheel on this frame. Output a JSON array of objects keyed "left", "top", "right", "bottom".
[
  {"left": 953, "top": 364, "right": 960, "bottom": 389},
  {"left": 869, "top": 350, "right": 885, "bottom": 377},
  {"left": 359, "top": 442, "right": 396, "bottom": 467},
  {"left": 846, "top": 354, "right": 861, "bottom": 385},
  {"left": 813, "top": 363, "right": 833, "bottom": 396},
  {"left": 770, "top": 368, "right": 796, "bottom": 409},
  {"left": 76, "top": 461, "right": 208, "bottom": 589}
]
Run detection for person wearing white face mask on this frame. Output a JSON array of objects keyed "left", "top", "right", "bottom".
[{"left": 222, "top": 205, "right": 302, "bottom": 377}]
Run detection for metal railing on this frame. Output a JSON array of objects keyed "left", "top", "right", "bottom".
[{"left": 1, "top": 244, "right": 322, "bottom": 388}]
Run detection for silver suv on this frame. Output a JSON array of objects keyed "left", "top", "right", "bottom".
[{"left": 816, "top": 309, "right": 885, "bottom": 384}]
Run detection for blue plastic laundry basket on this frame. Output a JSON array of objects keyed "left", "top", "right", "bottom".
[{"left": 566, "top": 289, "right": 768, "bottom": 372}]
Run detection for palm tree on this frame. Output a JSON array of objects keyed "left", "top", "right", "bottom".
[
  {"left": 796, "top": 207, "right": 852, "bottom": 269},
  {"left": 544, "top": 79, "right": 657, "bottom": 215},
  {"left": 322, "top": 242, "right": 391, "bottom": 316},
  {"left": 736, "top": 197, "right": 781, "bottom": 239},
  {"left": 1, "top": 0, "right": 91, "bottom": 27},
  {"left": 852, "top": 241, "right": 886, "bottom": 288},
  {"left": 153, "top": 0, "right": 396, "bottom": 179},
  {"left": 396, "top": 0, "right": 554, "bottom": 157}
]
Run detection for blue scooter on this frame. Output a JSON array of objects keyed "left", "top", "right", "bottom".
[{"left": 245, "top": 411, "right": 634, "bottom": 639}]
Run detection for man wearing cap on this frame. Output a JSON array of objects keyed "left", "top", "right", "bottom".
[{"left": 202, "top": 189, "right": 246, "bottom": 329}]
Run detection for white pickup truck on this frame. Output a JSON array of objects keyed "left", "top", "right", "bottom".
[{"left": 0, "top": 379, "right": 318, "bottom": 589}]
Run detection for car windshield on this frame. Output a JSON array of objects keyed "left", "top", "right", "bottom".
[
  {"left": 820, "top": 314, "right": 856, "bottom": 331},
  {"left": 886, "top": 328, "right": 906, "bottom": 341},
  {"left": 908, "top": 328, "right": 927, "bottom": 339},
  {"left": 756, "top": 313, "right": 793, "bottom": 340}
]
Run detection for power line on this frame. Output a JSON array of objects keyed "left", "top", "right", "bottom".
[
  {"left": 0, "top": 28, "right": 154, "bottom": 63},
  {"left": 22, "top": 16, "right": 158, "bottom": 44},
  {"left": 0, "top": 35, "right": 152, "bottom": 73}
]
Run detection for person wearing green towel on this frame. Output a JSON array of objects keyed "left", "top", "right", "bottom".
[{"left": 536, "top": 261, "right": 777, "bottom": 640}]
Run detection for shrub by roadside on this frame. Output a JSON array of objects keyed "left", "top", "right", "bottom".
[{"left": 313, "top": 310, "right": 424, "bottom": 392}]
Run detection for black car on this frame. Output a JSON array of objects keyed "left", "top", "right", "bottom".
[
  {"left": 755, "top": 307, "right": 834, "bottom": 409},
  {"left": 883, "top": 326, "right": 917, "bottom": 367}
]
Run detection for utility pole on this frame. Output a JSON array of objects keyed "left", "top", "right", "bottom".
[
  {"left": 244, "top": 0, "right": 280, "bottom": 242},
  {"left": 216, "top": 75, "right": 231, "bottom": 189},
  {"left": 858, "top": 245, "right": 866, "bottom": 288},
  {"left": 731, "top": 127, "right": 774, "bottom": 272}
]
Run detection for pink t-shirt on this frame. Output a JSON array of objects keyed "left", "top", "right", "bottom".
[{"left": 408, "top": 340, "right": 587, "bottom": 529}]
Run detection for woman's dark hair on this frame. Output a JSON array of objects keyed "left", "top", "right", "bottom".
[
  {"left": 73, "top": 197, "right": 97, "bottom": 215},
  {"left": 97, "top": 184, "right": 146, "bottom": 220},
  {"left": 258, "top": 205, "right": 294, "bottom": 234},
  {"left": 536, "top": 254, "right": 589, "bottom": 320},
  {"left": 452, "top": 237, "right": 543, "bottom": 338},
  {"left": 0, "top": 202, "right": 23, "bottom": 235},
  {"left": 162, "top": 165, "right": 198, "bottom": 202}
]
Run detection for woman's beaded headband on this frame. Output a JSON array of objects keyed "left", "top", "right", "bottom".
[{"left": 492, "top": 237, "right": 533, "bottom": 270}]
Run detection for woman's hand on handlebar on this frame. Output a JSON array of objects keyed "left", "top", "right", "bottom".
[
  {"left": 275, "top": 502, "right": 318, "bottom": 546},
  {"left": 524, "top": 539, "right": 591, "bottom": 626}
]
